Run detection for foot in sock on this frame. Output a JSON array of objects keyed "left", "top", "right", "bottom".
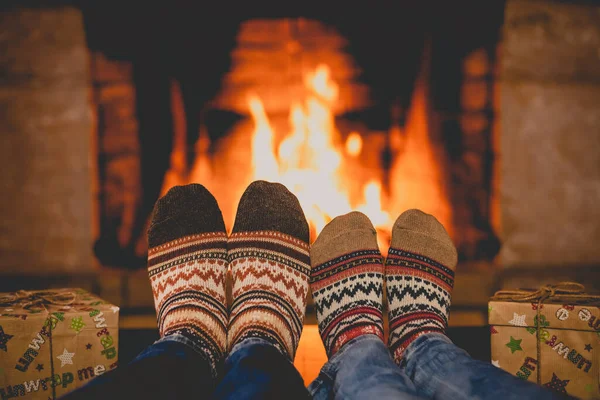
[
  {"left": 147, "top": 184, "right": 228, "bottom": 377},
  {"left": 310, "top": 212, "right": 385, "bottom": 357},
  {"left": 385, "top": 209, "right": 457, "bottom": 364},
  {"left": 227, "top": 181, "right": 311, "bottom": 359}
]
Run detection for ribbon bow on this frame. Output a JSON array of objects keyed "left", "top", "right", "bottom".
[
  {"left": 493, "top": 282, "right": 600, "bottom": 304},
  {"left": 0, "top": 289, "right": 76, "bottom": 310}
]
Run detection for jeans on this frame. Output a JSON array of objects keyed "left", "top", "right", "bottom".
[
  {"left": 63, "top": 335, "right": 309, "bottom": 400},
  {"left": 65, "top": 332, "right": 565, "bottom": 400},
  {"left": 310, "top": 333, "right": 567, "bottom": 400},
  {"left": 308, "top": 335, "right": 423, "bottom": 400}
]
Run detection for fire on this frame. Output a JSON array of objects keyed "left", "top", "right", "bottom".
[
  {"left": 345, "top": 132, "right": 362, "bottom": 157},
  {"left": 248, "top": 64, "right": 390, "bottom": 238},
  {"left": 164, "top": 62, "right": 452, "bottom": 251}
]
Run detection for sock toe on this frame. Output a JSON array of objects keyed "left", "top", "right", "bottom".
[
  {"left": 148, "top": 184, "right": 225, "bottom": 248},
  {"left": 311, "top": 211, "right": 378, "bottom": 267},
  {"left": 231, "top": 180, "right": 309, "bottom": 243},
  {"left": 391, "top": 209, "right": 457, "bottom": 269}
]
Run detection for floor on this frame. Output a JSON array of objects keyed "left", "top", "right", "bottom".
[{"left": 119, "top": 326, "right": 491, "bottom": 385}]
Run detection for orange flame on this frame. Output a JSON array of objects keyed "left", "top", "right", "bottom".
[
  {"left": 345, "top": 132, "right": 362, "bottom": 157},
  {"left": 248, "top": 64, "right": 390, "bottom": 238},
  {"left": 166, "top": 63, "right": 452, "bottom": 250}
]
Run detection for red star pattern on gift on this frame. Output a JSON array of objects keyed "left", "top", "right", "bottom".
[
  {"left": 543, "top": 373, "right": 569, "bottom": 394},
  {"left": 531, "top": 303, "right": 544, "bottom": 311},
  {"left": 0, "top": 325, "right": 13, "bottom": 352},
  {"left": 561, "top": 304, "right": 575, "bottom": 311},
  {"left": 490, "top": 326, "right": 498, "bottom": 334}
]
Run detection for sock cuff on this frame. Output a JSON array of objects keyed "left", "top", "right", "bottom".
[
  {"left": 389, "top": 328, "right": 444, "bottom": 363},
  {"left": 164, "top": 328, "right": 223, "bottom": 379}
]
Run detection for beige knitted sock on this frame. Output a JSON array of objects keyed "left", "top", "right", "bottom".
[
  {"left": 310, "top": 212, "right": 385, "bottom": 357},
  {"left": 385, "top": 209, "right": 457, "bottom": 363}
]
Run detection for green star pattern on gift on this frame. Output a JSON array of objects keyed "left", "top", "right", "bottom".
[
  {"left": 526, "top": 315, "right": 549, "bottom": 334},
  {"left": 70, "top": 316, "right": 85, "bottom": 333},
  {"left": 506, "top": 336, "right": 523, "bottom": 353}
]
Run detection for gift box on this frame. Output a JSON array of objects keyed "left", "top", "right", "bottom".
[
  {"left": 489, "top": 282, "right": 599, "bottom": 399},
  {"left": 0, "top": 288, "right": 119, "bottom": 399}
]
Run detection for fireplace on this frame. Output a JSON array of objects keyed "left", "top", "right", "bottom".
[
  {"left": 1, "top": 0, "right": 599, "bottom": 305},
  {"left": 85, "top": 3, "right": 504, "bottom": 269}
]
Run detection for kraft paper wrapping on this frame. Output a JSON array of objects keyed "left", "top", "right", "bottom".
[
  {"left": 0, "top": 288, "right": 119, "bottom": 399},
  {"left": 489, "top": 283, "right": 600, "bottom": 399}
]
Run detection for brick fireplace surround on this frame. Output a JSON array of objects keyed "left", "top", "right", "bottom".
[{"left": 0, "top": 1, "right": 599, "bottom": 378}]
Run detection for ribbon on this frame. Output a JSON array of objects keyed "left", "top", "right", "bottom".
[
  {"left": 492, "top": 282, "right": 600, "bottom": 304},
  {"left": 0, "top": 289, "right": 76, "bottom": 310},
  {"left": 492, "top": 282, "right": 600, "bottom": 385}
]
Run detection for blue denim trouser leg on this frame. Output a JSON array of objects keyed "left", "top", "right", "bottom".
[
  {"left": 61, "top": 333, "right": 215, "bottom": 399},
  {"left": 212, "top": 338, "right": 310, "bottom": 400},
  {"left": 402, "top": 333, "right": 568, "bottom": 400},
  {"left": 308, "top": 334, "right": 425, "bottom": 400}
]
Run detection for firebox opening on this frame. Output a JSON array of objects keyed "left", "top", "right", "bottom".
[{"left": 85, "top": 3, "right": 504, "bottom": 269}]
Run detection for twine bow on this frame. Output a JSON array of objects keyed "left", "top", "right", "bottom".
[
  {"left": 493, "top": 282, "right": 600, "bottom": 304},
  {"left": 0, "top": 289, "right": 76, "bottom": 310}
]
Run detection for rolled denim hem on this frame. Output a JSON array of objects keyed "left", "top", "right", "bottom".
[
  {"left": 323, "top": 334, "right": 383, "bottom": 374},
  {"left": 151, "top": 333, "right": 219, "bottom": 378},
  {"left": 228, "top": 337, "right": 291, "bottom": 362},
  {"left": 403, "top": 331, "right": 453, "bottom": 360},
  {"left": 308, "top": 334, "right": 386, "bottom": 397},
  {"left": 401, "top": 332, "right": 565, "bottom": 400},
  {"left": 401, "top": 332, "right": 459, "bottom": 397},
  {"left": 153, "top": 332, "right": 204, "bottom": 356}
]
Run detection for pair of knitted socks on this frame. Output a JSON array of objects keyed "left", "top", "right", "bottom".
[
  {"left": 147, "top": 181, "right": 457, "bottom": 375},
  {"left": 311, "top": 210, "right": 457, "bottom": 363},
  {"left": 147, "top": 181, "right": 310, "bottom": 377}
]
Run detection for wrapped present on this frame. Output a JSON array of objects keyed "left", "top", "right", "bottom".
[
  {"left": 489, "top": 282, "right": 600, "bottom": 399},
  {"left": 0, "top": 288, "right": 119, "bottom": 399}
]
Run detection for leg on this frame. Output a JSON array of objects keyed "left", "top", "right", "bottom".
[
  {"left": 213, "top": 338, "right": 309, "bottom": 400},
  {"left": 402, "top": 333, "right": 568, "bottom": 400},
  {"left": 62, "top": 335, "right": 214, "bottom": 399},
  {"left": 68, "top": 184, "right": 228, "bottom": 398},
  {"left": 309, "top": 212, "right": 422, "bottom": 400},
  {"left": 308, "top": 335, "right": 424, "bottom": 400},
  {"left": 217, "top": 181, "right": 311, "bottom": 399},
  {"left": 386, "top": 209, "right": 564, "bottom": 399}
]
